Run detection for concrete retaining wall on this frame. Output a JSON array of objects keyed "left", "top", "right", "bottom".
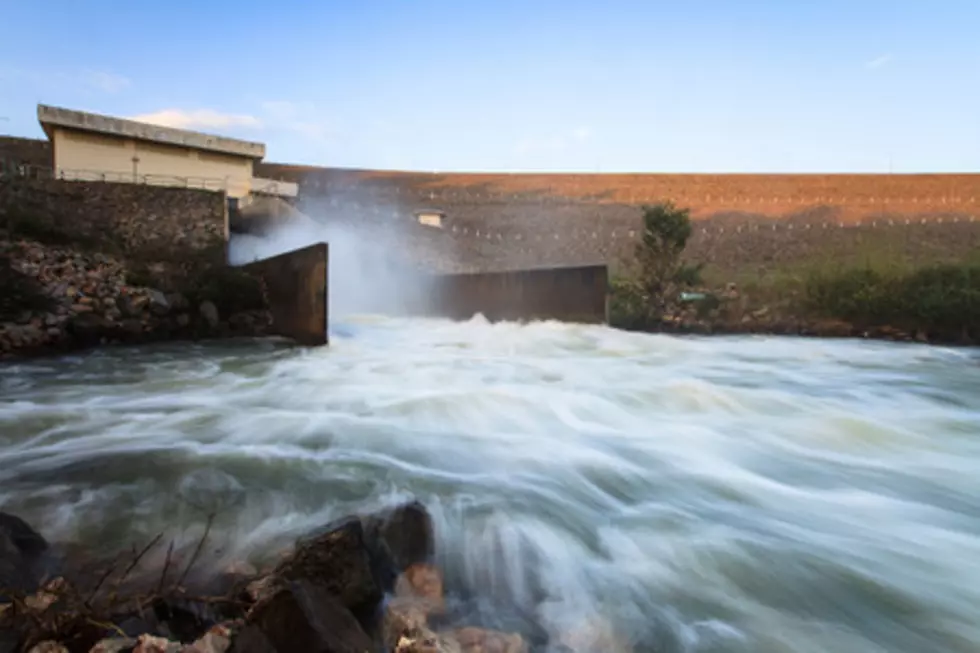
[
  {"left": 242, "top": 242, "right": 328, "bottom": 345},
  {"left": 412, "top": 264, "right": 609, "bottom": 324}
]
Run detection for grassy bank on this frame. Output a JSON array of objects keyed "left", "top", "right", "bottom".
[
  {"left": 803, "top": 262, "right": 979, "bottom": 341},
  {"left": 608, "top": 199, "right": 980, "bottom": 343},
  {"left": 611, "top": 250, "right": 980, "bottom": 344}
]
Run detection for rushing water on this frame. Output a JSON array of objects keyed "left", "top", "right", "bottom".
[{"left": 1, "top": 317, "right": 979, "bottom": 652}]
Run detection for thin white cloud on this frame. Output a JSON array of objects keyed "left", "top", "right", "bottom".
[
  {"left": 130, "top": 109, "right": 262, "bottom": 130},
  {"left": 865, "top": 54, "right": 892, "bottom": 70},
  {"left": 83, "top": 70, "right": 131, "bottom": 94}
]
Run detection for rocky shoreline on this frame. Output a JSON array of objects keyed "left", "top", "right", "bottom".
[
  {"left": 0, "top": 503, "right": 543, "bottom": 653},
  {"left": 641, "top": 286, "right": 978, "bottom": 347},
  {"left": 0, "top": 239, "right": 271, "bottom": 360}
]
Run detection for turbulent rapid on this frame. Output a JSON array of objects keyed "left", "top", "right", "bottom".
[{"left": 1, "top": 317, "right": 979, "bottom": 652}]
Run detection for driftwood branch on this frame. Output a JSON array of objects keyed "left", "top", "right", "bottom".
[
  {"left": 156, "top": 540, "right": 175, "bottom": 595},
  {"left": 175, "top": 512, "right": 215, "bottom": 590},
  {"left": 85, "top": 553, "right": 122, "bottom": 607}
]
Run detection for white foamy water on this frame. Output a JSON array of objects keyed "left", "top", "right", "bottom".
[{"left": 2, "top": 317, "right": 980, "bottom": 652}]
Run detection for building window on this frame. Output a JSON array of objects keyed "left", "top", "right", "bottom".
[{"left": 415, "top": 210, "right": 445, "bottom": 228}]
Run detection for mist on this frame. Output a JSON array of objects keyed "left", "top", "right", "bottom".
[{"left": 227, "top": 197, "right": 443, "bottom": 322}]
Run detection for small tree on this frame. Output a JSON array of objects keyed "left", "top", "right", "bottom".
[{"left": 633, "top": 200, "right": 694, "bottom": 317}]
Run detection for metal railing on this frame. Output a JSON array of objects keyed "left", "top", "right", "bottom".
[
  {"left": 0, "top": 161, "right": 302, "bottom": 199},
  {"left": 1, "top": 162, "right": 234, "bottom": 192}
]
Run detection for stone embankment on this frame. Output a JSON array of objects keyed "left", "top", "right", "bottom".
[
  {"left": 0, "top": 502, "right": 557, "bottom": 653},
  {"left": 0, "top": 239, "right": 271, "bottom": 359}
]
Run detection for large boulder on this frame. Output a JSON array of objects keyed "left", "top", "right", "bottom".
[
  {"left": 365, "top": 501, "right": 435, "bottom": 573},
  {"left": 273, "top": 518, "right": 388, "bottom": 618},
  {"left": 0, "top": 512, "right": 49, "bottom": 598},
  {"left": 245, "top": 580, "right": 373, "bottom": 653},
  {"left": 199, "top": 301, "right": 220, "bottom": 330}
]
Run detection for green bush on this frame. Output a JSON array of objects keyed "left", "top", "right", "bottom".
[
  {"left": 805, "top": 262, "right": 980, "bottom": 338},
  {"left": 673, "top": 261, "right": 705, "bottom": 288},
  {"left": 608, "top": 276, "right": 652, "bottom": 330}
]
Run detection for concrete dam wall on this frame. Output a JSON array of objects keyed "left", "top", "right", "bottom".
[
  {"left": 241, "top": 242, "right": 329, "bottom": 346},
  {"left": 406, "top": 264, "right": 610, "bottom": 324}
]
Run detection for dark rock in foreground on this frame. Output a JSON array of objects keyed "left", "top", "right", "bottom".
[
  {"left": 0, "top": 501, "right": 541, "bottom": 653},
  {"left": 274, "top": 517, "right": 388, "bottom": 620},
  {"left": 246, "top": 580, "right": 374, "bottom": 653},
  {"left": 0, "top": 512, "right": 49, "bottom": 599},
  {"left": 365, "top": 500, "right": 435, "bottom": 573}
]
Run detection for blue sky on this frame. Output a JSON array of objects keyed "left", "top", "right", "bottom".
[{"left": 1, "top": 0, "right": 977, "bottom": 173}]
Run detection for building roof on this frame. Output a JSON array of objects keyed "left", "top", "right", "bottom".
[{"left": 37, "top": 104, "right": 266, "bottom": 160}]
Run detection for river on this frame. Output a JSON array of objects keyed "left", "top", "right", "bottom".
[{"left": 1, "top": 317, "right": 979, "bottom": 652}]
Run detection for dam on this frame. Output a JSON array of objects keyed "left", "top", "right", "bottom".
[{"left": 227, "top": 194, "right": 611, "bottom": 346}]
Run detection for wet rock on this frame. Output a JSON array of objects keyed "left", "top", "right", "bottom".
[
  {"left": 119, "top": 295, "right": 146, "bottom": 318},
  {"left": 66, "top": 313, "right": 114, "bottom": 347},
  {"left": 176, "top": 314, "right": 191, "bottom": 328},
  {"left": 395, "top": 564, "right": 444, "bottom": 615},
  {"left": 131, "top": 634, "right": 181, "bottom": 653},
  {"left": 113, "top": 615, "right": 159, "bottom": 639},
  {"left": 0, "top": 630, "right": 17, "bottom": 653},
  {"left": 243, "top": 575, "right": 283, "bottom": 606},
  {"left": 181, "top": 622, "right": 236, "bottom": 653},
  {"left": 26, "top": 641, "right": 67, "bottom": 653},
  {"left": 147, "top": 290, "right": 170, "bottom": 316},
  {"left": 150, "top": 597, "right": 225, "bottom": 644},
  {"left": 0, "top": 512, "right": 48, "bottom": 597},
  {"left": 88, "top": 638, "right": 138, "bottom": 653},
  {"left": 246, "top": 580, "right": 373, "bottom": 653},
  {"left": 382, "top": 598, "right": 432, "bottom": 652},
  {"left": 395, "top": 633, "right": 458, "bottom": 653},
  {"left": 166, "top": 293, "right": 189, "bottom": 312},
  {"left": 120, "top": 319, "right": 145, "bottom": 336},
  {"left": 0, "top": 513, "right": 48, "bottom": 557},
  {"left": 370, "top": 501, "right": 435, "bottom": 572},
  {"left": 24, "top": 577, "right": 68, "bottom": 612},
  {"left": 227, "top": 626, "right": 275, "bottom": 653},
  {"left": 448, "top": 627, "right": 528, "bottom": 653},
  {"left": 199, "top": 302, "right": 220, "bottom": 330},
  {"left": 275, "top": 518, "right": 386, "bottom": 615}
]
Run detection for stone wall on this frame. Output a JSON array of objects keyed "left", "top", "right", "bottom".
[
  {"left": 0, "top": 176, "right": 273, "bottom": 358},
  {"left": 0, "top": 177, "right": 227, "bottom": 257},
  {"left": 0, "top": 136, "right": 50, "bottom": 169}
]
